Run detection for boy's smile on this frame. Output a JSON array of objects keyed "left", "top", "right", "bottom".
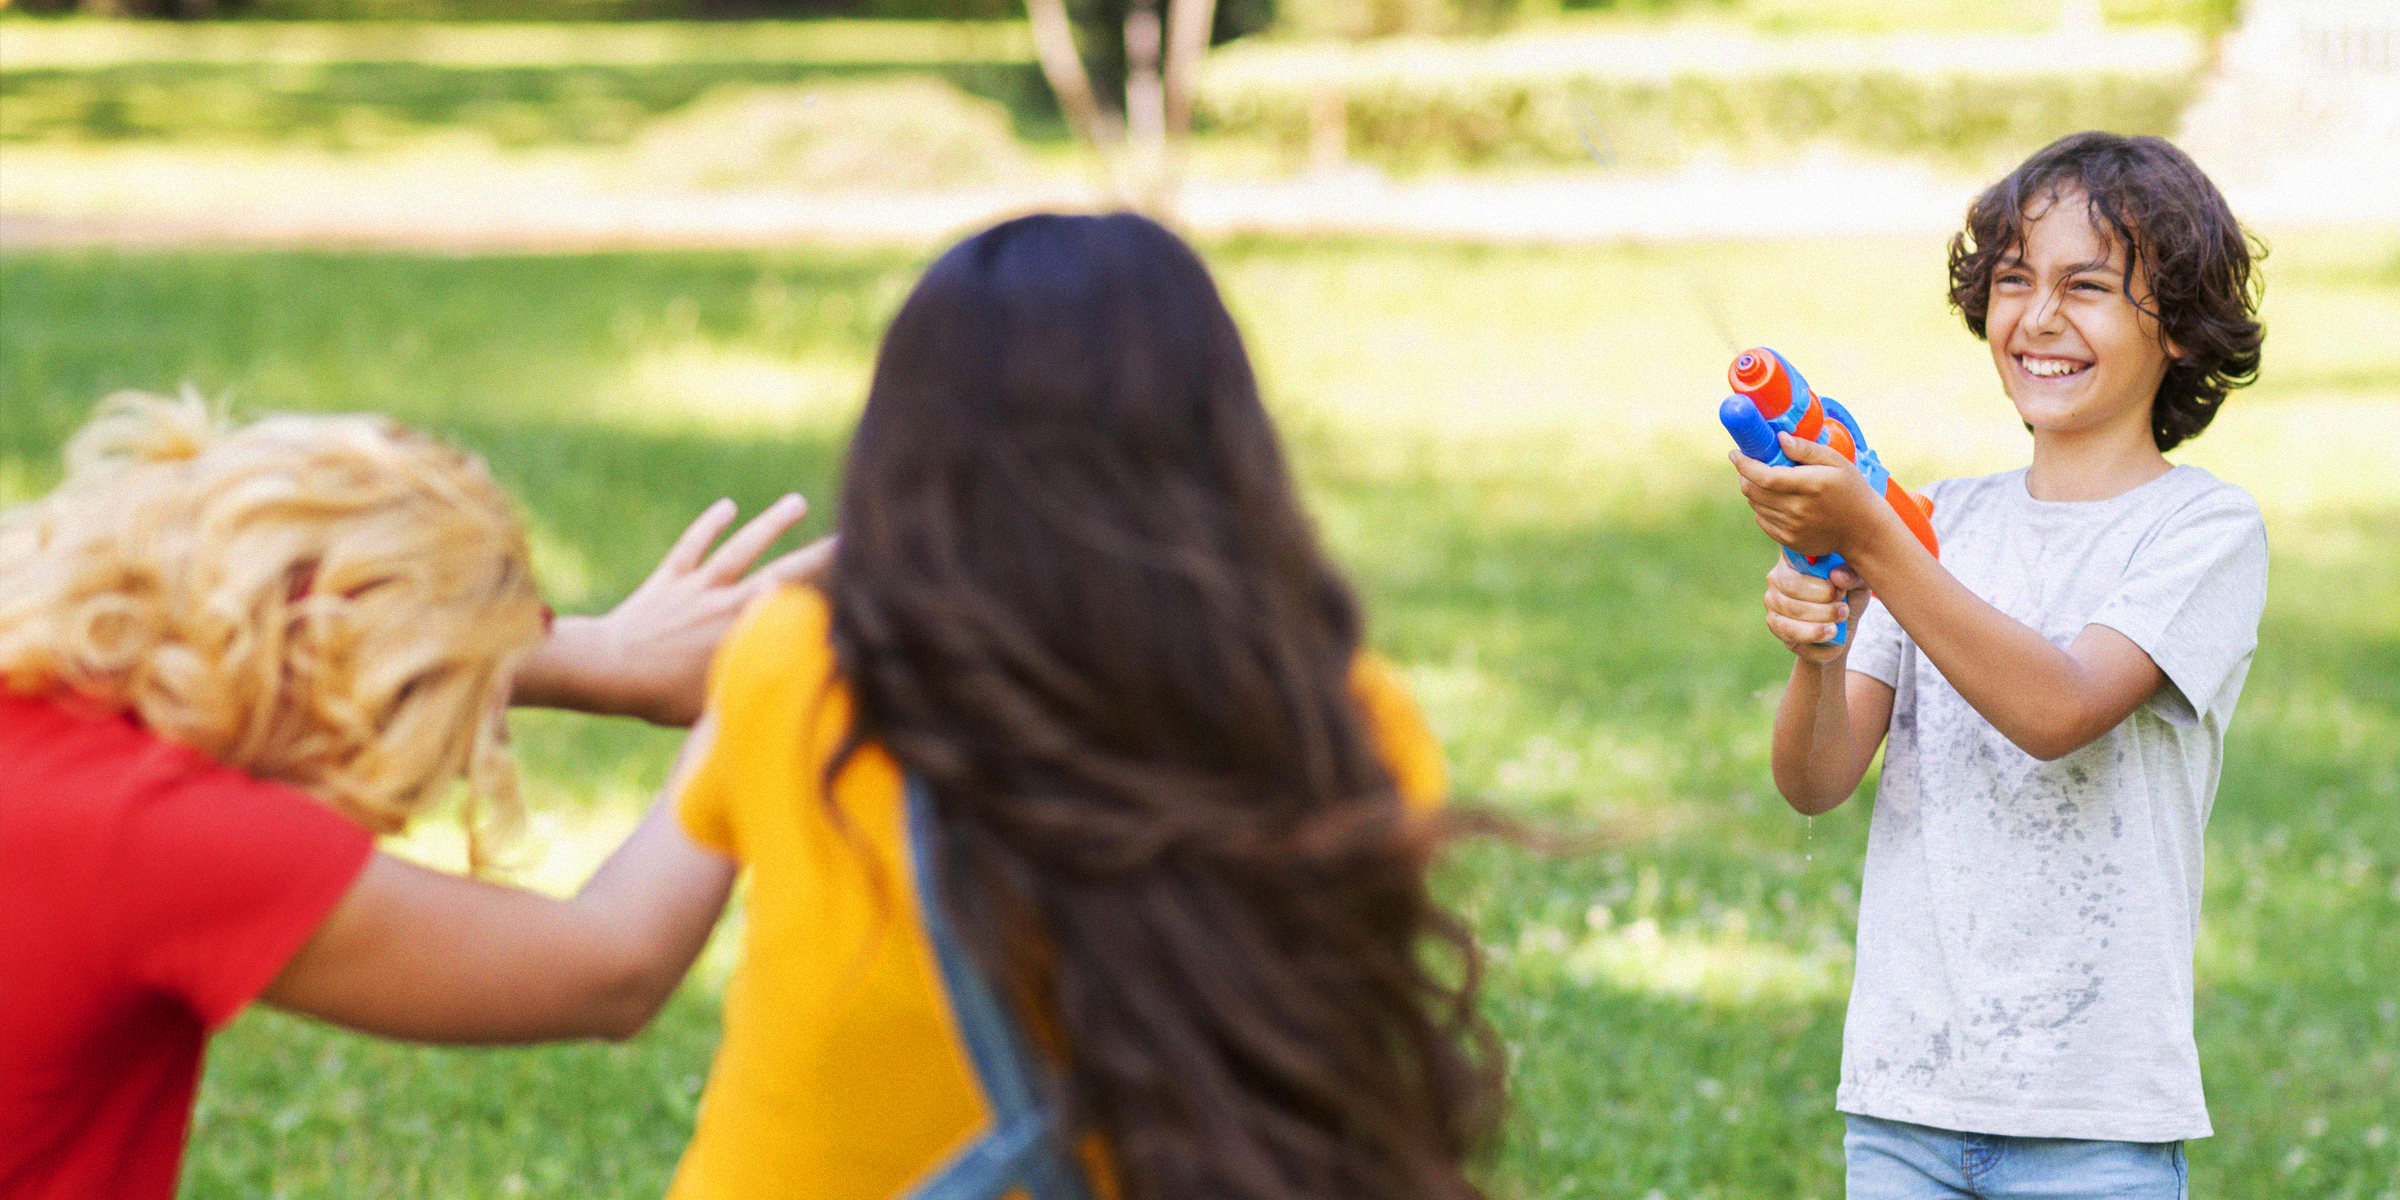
[{"left": 1985, "top": 186, "right": 2179, "bottom": 450}]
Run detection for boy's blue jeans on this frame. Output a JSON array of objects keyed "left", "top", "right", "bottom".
[{"left": 1845, "top": 1113, "right": 2188, "bottom": 1199}]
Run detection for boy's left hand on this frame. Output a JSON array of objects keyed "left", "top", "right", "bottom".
[{"left": 1729, "top": 432, "right": 1885, "bottom": 560}]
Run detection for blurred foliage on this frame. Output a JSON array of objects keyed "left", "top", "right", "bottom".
[
  {"left": 1200, "top": 64, "right": 2198, "bottom": 172},
  {"left": 0, "top": 59, "right": 1067, "bottom": 146},
  {"left": 1741, "top": 0, "right": 2244, "bottom": 34},
  {"left": 0, "top": 0, "right": 2249, "bottom": 36},
  {"left": 0, "top": 19, "right": 1073, "bottom": 142},
  {"left": 0, "top": 19, "right": 2209, "bottom": 168},
  {"left": 628, "top": 76, "right": 1027, "bottom": 187}
]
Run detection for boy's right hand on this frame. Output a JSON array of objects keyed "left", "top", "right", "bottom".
[{"left": 1763, "top": 557, "right": 1870, "bottom": 664}]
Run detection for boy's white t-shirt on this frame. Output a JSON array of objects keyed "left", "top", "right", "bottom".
[{"left": 1839, "top": 464, "right": 2267, "bottom": 1143}]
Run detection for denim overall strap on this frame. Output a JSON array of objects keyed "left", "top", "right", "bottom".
[{"left": 901, "top": 778, "right": 1098, "bottom": 1200}]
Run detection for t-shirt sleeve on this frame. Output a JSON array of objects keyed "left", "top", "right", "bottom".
[
  {"left": 1350, "top": 655, "right": 1448, "bottom": 811},
  {"left": 1844, "top": 596, "right": 1908, "bottom": 690},
  {"left": 2086, "top": 487, "right": 2269, "bottom": 726},
  {"left": 131, "top": 769, "right": 374, "bottom": 1030},
  {"left": 678, "top": 585, "right": 836, "bottom": 857}
]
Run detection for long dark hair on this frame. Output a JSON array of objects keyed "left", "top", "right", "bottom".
[
  {"left": 1947, "top": 131, "right": 2264, "bottom": 451},
  {"left": 827, "top": 212, "right": 1501, "bottom": 1200}
]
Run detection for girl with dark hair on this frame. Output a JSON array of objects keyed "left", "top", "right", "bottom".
[
  {"left": 662, "top": 212, "right": 1501, "bottom": 1200},
  {"left": 1729, "top": 133, "right": 2268, "bottom": 1196}
]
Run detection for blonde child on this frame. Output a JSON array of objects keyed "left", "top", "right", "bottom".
[
  {"left": 1732, "top": 132, "right": 2268, "bottom": 1198},
  {"left": 0, "top": 393, "right": 821, "bottom": 1199}
]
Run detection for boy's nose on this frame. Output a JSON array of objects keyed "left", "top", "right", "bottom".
[{"left": 2025, "top": 282, "right": 2069, "bottom": 334}]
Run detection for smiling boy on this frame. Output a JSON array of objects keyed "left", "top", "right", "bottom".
[{"left": 1730, "top": 133, "right": 2268, "bottom": 1197}]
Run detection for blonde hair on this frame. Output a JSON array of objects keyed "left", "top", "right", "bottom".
[{"left": 0, "top": 390, "right": 547, "bottom": 868}]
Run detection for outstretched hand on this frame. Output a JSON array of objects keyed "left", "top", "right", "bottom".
[
  {"left": 513, "top": 495, "right": 836, "bottom": 726},
  {"left": 1728, "top": 432, "right": 1881, "bottom": 560}
]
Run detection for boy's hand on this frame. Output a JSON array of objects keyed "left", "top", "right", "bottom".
[
  {"left": 1764, "top": 557, "right": 1870, "bottom": 663},
  {"left": 514, "top": 495, "right": 835, "bottom": 726},
  {"left": 1730, "top": 432, "right": 1885, "bottom": 559}
]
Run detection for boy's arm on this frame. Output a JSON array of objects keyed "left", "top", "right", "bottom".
[
  {"left": 1762, "top": 558, "right": 1895, "bottom": 813},
  {"left": 513, "top": 494, "right": 834, "bottom": 727},
  {"left": 258, "top": 718, "right": 734, "bottom": 1043},
  {"left": 1736, "top": 436, "right": 2166, "bottom": 762}
]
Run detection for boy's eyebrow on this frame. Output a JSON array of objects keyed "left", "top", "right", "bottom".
[{"left": 1993, "top": 253, "right": 2122, "bottom": 278}]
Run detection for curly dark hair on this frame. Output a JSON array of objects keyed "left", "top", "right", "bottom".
[
  {"left": 1947, "top": 131, "right": 2265, "bottom": 451},
  {"left": 828, "top": 213, "right": 1502, "bottom": 1200}
]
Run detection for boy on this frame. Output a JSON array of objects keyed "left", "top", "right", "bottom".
[{"left": 1729, "top": 132, "right": 2267, "bottom": 1198}]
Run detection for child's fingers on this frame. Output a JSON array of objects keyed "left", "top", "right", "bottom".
[
  {"left": 1764, "top": 606, "right": 1844, "bottom": 654},
  {"left": 747, "top": 535, "right": 838, "bottom": 593},
  {"left": 1842, "top": 582, "right": 1874, "bottom": 619},
  {"left": 1766, "top": 556, "right": 1838, "bottom": 603},
  {"left": 1777, "top": 432, "right": 1849, "bottom": 469},
  {"left": 1763, "top": 582, "right": 1848, "bottom": 628},
  {"left": 700, "top": 493, "right": 809, "bottom": 583},
  {"left": 655, "top": 497, "right": 740, "bottom": 579},
  {"left": 1728, "top": 450, "right": 1789, "bottom": 491}
]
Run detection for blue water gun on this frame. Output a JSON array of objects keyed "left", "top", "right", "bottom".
[{"left": 1718, "top": 347, "right": 1939, "bottom": 646}]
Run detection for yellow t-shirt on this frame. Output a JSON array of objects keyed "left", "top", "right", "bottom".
[{"left": 668, "top": 585, "right": 1447, "bottom": 1200}]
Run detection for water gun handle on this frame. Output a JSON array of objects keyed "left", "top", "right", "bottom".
[{"left": 1718, "top": 348, "right": 1939, "bottom": 647}]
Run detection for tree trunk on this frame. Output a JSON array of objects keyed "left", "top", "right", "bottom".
[
  {"left": 1123, "top": 0, "right": 1167, "bottom": 208},
  {"left": 1024, "top": 0, "right": 1121, "bottom": 152},
  {"left": 1163, "top": 0, "right": 1219, "bottom": 140}
]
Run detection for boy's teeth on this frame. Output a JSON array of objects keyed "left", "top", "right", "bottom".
[{"left": 2022, "top": 356, "right": 2085, "bottom": 377}]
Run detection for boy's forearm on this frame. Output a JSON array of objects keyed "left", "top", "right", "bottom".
[
  {"left": 1772, "top": 658, "right": 1860, "bottom": 813},
  {"left": 1845, "top": 513, "right": 2130, "bottom": 761}
]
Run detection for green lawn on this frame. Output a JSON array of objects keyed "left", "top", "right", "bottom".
[{"left": 2, "top": 230, "right": 2394, "bottom": 1199}]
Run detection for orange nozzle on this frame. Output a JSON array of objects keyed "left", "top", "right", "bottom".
[{"left": 1729, "top": 348, "right": 1797, "bottom": 419}]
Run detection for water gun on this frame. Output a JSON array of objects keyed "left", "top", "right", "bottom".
[{"left": 1718, "top": 347, "right": 1939, "bottom": 645}]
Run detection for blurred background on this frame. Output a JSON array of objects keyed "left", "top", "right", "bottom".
[{"left": 2, "top": 0, "right": 2395, "bottom": 1197}]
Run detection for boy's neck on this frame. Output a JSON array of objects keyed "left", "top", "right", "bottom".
[{"left": 2024, "top": 427, "right": 2172, "bottom": 502}]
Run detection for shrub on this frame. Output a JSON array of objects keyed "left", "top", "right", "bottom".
[
  {"left": 1195, "top": 28, "right": 2206, "bottom": 170},
  {"left": 626, "top": 75, "right": 1026, "bottom": 187}
]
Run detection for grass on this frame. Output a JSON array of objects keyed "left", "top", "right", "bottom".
[{"left": 2, "top": 228, "right": 2395, "bottom": 1199}]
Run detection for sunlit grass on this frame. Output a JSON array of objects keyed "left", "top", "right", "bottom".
[{"left": 2, "top": 227, "right": 2394, "bottom": 1197}]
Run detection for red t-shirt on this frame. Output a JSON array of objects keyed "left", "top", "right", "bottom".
[{"left": 0, "top": 691, "right": 374, "bottom": 1200}]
